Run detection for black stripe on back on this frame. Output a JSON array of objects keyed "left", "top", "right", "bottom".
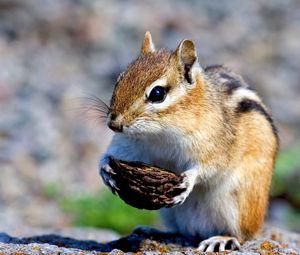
[
  {"left": 205, "top": 65, "right": 250, "bottom": 95},
  {"left": 237, "top": 99, "right": 279, "bottom": 142},
  {"left": 220, "top": 72, "right": 243, "bottom": 95}
]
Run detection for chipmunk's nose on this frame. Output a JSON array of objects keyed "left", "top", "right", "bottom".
[
  {"left": 108, "top": 113, "right": 123, "bottom": 132},
  {"left": 108, "top": 121, "right": 123, "bottom": 132}
]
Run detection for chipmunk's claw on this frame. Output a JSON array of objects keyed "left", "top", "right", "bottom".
[
  {"left": 100, "top": 164, "right": 119, "bottom": 194},
  {"left": 171, "top": 175, "right": 190, "bottom": 206},
  {"left": 171, "top": 170, "right": 197, "bottom": 206}
]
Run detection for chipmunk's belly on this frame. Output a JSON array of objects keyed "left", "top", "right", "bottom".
[{"left": 160, "top": 184, "right": 239, "bottom": 240}]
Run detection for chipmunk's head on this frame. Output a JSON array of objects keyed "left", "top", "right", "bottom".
[{"left": 107, "top": 32, "right": 205, "bottom": 136}]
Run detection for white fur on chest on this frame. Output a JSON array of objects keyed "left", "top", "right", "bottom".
[
  {"left": 105, "top": 133, "right": 194, "bottom": 173},
  {"left": 143, "top": 136, "right": 193, "bottom": 172}
]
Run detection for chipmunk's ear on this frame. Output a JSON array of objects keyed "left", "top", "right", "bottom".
[
  {"left": 141, "top": 31, "right": 155, "bottom": 55},
  {"left": 173, "top": 39, "right": 201, "bottom": 84}
]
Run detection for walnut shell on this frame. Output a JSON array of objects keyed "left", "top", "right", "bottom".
[{"left": 107, "top": 157, "right": 186, "bottom": 210}]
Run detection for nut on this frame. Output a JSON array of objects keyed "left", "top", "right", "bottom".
[{"left": 108, "top": 157, "right": 186, "bottom": 210}]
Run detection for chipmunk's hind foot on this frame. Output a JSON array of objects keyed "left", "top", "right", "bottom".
[{"left": 198, "top": 236, "right": 240, "bottom": 252}]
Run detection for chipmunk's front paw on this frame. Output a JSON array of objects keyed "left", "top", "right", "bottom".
[
  {"left": 100, "top": 163, "right": 119, "bottom": 194},
  {"left": 198, "top": 236, "right": 240, "bottom": 252},
  {"left": 171, "top": 173, "right": 192, "bottom": 206}
]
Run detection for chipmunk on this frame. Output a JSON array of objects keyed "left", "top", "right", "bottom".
[{"left": 99, "top": 32, "right": 278, "bottom": 252}]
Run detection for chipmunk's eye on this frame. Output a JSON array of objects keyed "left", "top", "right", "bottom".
[{"left": 148, "top": 86, "right": 167, "bottom": 103}]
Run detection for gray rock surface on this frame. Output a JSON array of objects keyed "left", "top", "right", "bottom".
[
  {"left": 0, "top": 226, "right": 119, "bottom": 244},
  {"left": 0, "top": 226, "right": 299, "bottom": 254}
]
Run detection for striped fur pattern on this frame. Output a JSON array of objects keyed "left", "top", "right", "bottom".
[{"left": 100, "top": 32, "right": 278, "bottom": 251}]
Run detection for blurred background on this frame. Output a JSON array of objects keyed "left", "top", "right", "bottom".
[{"left": 0, "top": 0, "right": 299, "bottom": 236}]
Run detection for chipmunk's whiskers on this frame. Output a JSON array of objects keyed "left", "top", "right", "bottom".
[{"left": 79, "top": 94, "right": 110, "bottom": 124}]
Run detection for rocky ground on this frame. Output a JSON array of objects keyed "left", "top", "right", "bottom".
[{"left": 0, "top": 226, "right": 299, "bottom": 254}]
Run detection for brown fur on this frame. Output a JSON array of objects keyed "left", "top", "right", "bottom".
[
  {"left": 233, "top": 112, "right": 277, "bottom": 240},
  {"left": 156, "top": 67, "right": 237, "bottom": 169},
  {"left": 111, "top": 49, "right": 171, "bottom": 118}
]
